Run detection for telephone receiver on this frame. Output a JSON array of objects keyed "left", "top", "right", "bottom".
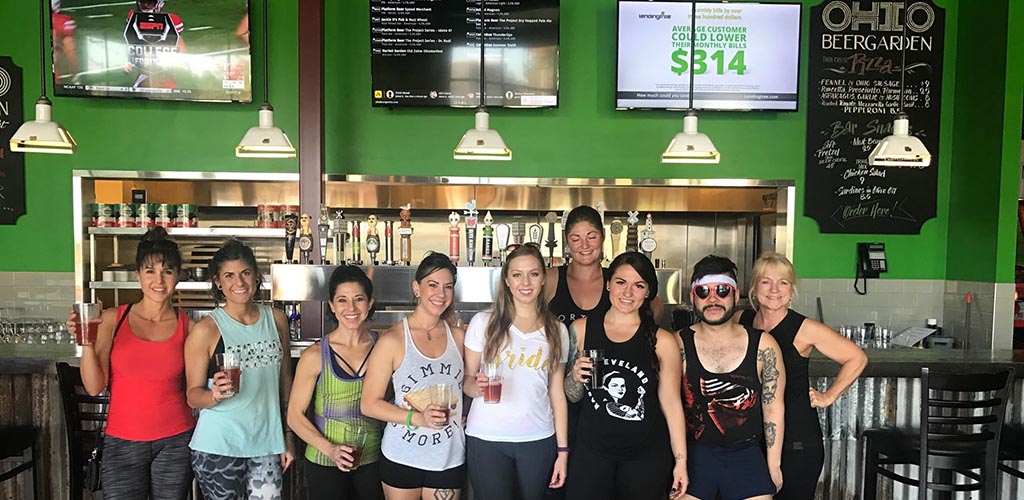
[{"left": 857, "top": 242, "right": 887, "bottom": 279}]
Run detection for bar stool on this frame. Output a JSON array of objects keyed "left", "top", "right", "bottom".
[
  {"left": 56, "top": 362, "right": 109, "bottom": 500},
  {"left": 0, "top": 425, "right": 37, "bottom": 500},
  {"left": 1000, "top": 424, "right": 1024, "bottom": 480},
  {"left": 862, "top": 367, "right": 1013, "bottom": 499}
]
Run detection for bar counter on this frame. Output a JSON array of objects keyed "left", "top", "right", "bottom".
[{"left": 2, "top": 346, "right": 1023, "bottom": 499}]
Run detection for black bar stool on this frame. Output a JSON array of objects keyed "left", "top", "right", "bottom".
[
  {"left": 1000, "top": 424, "right": 1024, "bottom": 480},
  {"left": 0, "top": 425, "right": 37, "bottom": 500},
  {"left": 56, "top": 362, "right": 109, "bottom": 500},
  {"left": 862, "top": 367, "right": 1014, "bottom": 499}
]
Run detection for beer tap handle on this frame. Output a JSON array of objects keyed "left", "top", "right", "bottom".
[
  {"left": 544, "top": 211, "right": 559, "bottom": 267},
  {"left": 529, "top": 224, "right": 543, "bottom": 245},
  {"left": 495, "top": 223, "right": 511, "bottom": 265}
]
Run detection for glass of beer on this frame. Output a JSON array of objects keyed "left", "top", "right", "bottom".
[
  {"left": 584, "top": 349, "right": 604, "bottom": 390},
  {"left": 342, "top": 425, "right": 368, "bottom": 470},
  {"left": 481, "top": 362, "right": 503, "bottom": 404},
  {"left": 73, "top": 302, "right": 102, "bottom": 345},
  {"left": 215, "top": 352, "right": 242, "bottom": 396},
  {"left": 430, "top": 383, "right": 455, "bottom": 425}
]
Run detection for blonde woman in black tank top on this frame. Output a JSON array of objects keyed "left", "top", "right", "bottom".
[{"left": 737, "top": 252, "right": 867, "bottom": 500}]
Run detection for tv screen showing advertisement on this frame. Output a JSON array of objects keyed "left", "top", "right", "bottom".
[
  {"left": 370, "top": 0, "right": 559, "bottom": 108},
  {"left": 616, "top": 1, "right": 801, "bottom": 111},
  {"left": 50, "top": 0, "right": 252, "bottom": 103}
]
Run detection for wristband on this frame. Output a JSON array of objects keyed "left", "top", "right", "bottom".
[
  {"left": 405, "top": 410, "right": 419, "bottom": 430},
  {"left": 556, "top": 447, "right": 570, "bottom": 453}
]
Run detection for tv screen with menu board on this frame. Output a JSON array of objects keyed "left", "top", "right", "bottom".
[
  {"left": 616, "top": 1, "right": 801, "bottom": 111},
  {"left": 50, "top": 0, "right": 252, "bottom": 102},
  {"left": 370, "top": 0, "right": 559, "bottom": 108}
]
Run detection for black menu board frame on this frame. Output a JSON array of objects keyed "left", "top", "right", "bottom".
[
  {"left": 0, "top": 57, "right": 26, "bottom": 225},
  {"left": 804, "top": 0, "right": 945, "bottom": 234},
  {"left": 370, "top": 0, "right": 560, "bottom": 108}
]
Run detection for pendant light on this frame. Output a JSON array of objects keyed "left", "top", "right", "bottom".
[
  {"left": 453, "top": 0, "right": 511, "bottom": 161},
  {"left": 867, "top": 0, "right": 930, "bottom": 167},
  {"left": 661, "top": 1, "right": 718, "bottom": 164},
  {"left": 236, "top": 0, "right": 295, "bottom": 158},
  {"left": 10, "top": 0, "right": 77, "bottom": 154}
]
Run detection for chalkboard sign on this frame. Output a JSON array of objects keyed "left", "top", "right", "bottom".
[
  {"left": 0, "top": 56, "right": 25, "bottom": 225},
  {"left": 804, "top": 0, "right": 944, "bottom": 234}
]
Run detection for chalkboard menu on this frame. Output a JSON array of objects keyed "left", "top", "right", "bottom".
[
  {"left": 0, "top": 57, "right": 25, "bottom": 225},
  {"left": 370, "top": 0, "right": 559, "bottom": 108},
  {"left": 804, "top": 0, "right": 944, "bottom": 234}
]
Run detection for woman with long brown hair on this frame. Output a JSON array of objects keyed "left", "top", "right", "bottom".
[{"left": 464, "top": 244, "right": 570, "bottom": 500}]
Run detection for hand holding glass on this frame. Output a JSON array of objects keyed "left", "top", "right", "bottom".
[
  {"left": 583, "top": 349, "right": 604, "bottom": 389},
  {"left": 341, "top": 425, "right": 368, "bottom": 470},
  {"left": 73, "top": 302, "right": 101, "bottom": 346},
  {"left": 430, "top": 384, "right": 455, "bottom": 425},
  {"left": 481, "top": 362, "right": 503, "bottom": 404},
  {"left": 215, "top": 352, "right": 241, "bottom": 396}
]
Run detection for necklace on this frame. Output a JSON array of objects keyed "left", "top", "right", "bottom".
[{"left": 423, "top": 319, "right": 443, "bottom": 341}]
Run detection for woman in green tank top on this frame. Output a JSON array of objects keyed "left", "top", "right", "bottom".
[{"left": 288, "top": 265, "right": 384, "bottom": 500}]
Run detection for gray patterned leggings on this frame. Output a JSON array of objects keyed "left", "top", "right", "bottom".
[{"left": 190, "top": 451, "right": 283, "bottom": 500}]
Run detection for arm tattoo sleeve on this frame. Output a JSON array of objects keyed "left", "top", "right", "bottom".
[
  {"left": 758, "top": 347, "right": 779, "bottom": 404},
  {"left": 565, "top": 373, "right": 584, "bottom": 403},
  {"left": 764, "top": 421, "right": 777, "bottom": 448}
]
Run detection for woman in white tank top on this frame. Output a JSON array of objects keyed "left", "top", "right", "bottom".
[{"left": 361, "top": 252, "right": 468, "bottom": 499}]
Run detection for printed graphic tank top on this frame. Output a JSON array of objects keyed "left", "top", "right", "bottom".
[
  {"left": 577, "top": 312, "right": 666, "bottom": 460},
  {"left": 548, "top": 265, "right": 611, "bottom": 329},
  {"left": 380, "top": 318, "right": 465, "bottom": 471},
  {"left": 739, "top": 309, "right": 822, "bottom": 446},
  {"left": 681, "top": 325, "right": 764, "bottom": 448},
  {"left": 305, "top": 335, "right": 383, "bottom": 467}
]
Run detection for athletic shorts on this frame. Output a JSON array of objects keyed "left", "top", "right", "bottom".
[
  {"left": 685, "top": 442, "right": 776, "bottom": 500},
  {"left": 378, "top": 453, "right": 466, "bottom": 490}
]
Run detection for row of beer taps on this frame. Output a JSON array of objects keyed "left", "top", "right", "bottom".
[{"left": 280, "top": 200, "right": 659, "bottom": 267}]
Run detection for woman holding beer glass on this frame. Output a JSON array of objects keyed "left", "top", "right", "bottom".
[
  {"left": 464, "top": 245, "right": 570, "bottom": 500},
  {"left": 73, "top": 226, "right": 195, "bottom": 500},
  {"left": 737, "top": 252, "right": 867, "bottom": 500},
  {"left": 288, "top": 265, "right": 385, "bottom": 500},
  {"left": 184, "top": 239, "right": 294, "bottom": 499},
  {"left": 564, "top": 252, "right": 688, "bottom": 500},
  {"left": 361, "top": 252, "right": 467, "bottom": 500}
]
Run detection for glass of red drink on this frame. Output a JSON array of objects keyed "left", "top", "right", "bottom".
[
  {"left": 430, "top": 383, "right": 454, "bottom": 425},
  {"left": 343, "top": 425, "right": 368, "bottom": 470},
  {"left": 215, "top": 352, "right": 242, "bottom": 396},
  {"left": 73, "top": 302, "right": 102, "bottom": 345},
  {"left": 481, "top": 362, "right": 503, "bottom": 404}
]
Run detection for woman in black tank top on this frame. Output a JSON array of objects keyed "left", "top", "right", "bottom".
[
  {"left": 563, "top": 253, "right": 688, "bottom": 500},
  {"left": 738, "top": 252, "right": 867, "bottom": 500}
]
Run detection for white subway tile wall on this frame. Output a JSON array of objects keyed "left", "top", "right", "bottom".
[{"left": 0, "top": 272, "right": 76, "bottom": 315}]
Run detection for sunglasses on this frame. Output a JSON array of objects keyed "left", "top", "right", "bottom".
[{"left": 692, "top": 283, "right": 735, "bottom": 299}]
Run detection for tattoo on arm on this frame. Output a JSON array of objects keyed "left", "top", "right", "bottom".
[
  {"left": 758, "top": 347, "right": 779, "bottom": 404},
  {"left": 764, "top": 421, "right": 777, "bottom": 448},
  {"left": 434, "top": 489, "right": 456, "bottom": 500},
  {"left": 565, "top": 374, "right": 584, "bottom": 403}
]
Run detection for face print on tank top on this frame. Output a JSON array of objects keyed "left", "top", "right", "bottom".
[
  {"left": 684, "top": 371, "right": 759, "bottom": 440},
  {"left": 586, "top": 357, "right": 649, "bottom": 422}
]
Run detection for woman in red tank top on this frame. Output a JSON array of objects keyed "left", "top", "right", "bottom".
[{"left": 72, "top": 227, "right": 195, "bottom": 500}]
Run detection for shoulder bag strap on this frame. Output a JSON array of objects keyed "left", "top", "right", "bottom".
[{"left": 97, "top": 303, "right": 132, "bottom": 440}]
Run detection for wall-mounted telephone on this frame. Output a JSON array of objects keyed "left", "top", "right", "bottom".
[
  {"left": 858, "top": 242, "right": 888, "bottom": 278},
  {"left": 854, "top": 242, "right": 887, "bottom": 295}
]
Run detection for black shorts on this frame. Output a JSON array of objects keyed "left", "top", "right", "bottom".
[
  {"left": 685, "top": 442, "right": 776, "bottom": 500},
  {"left": 378, "top": 453, "right": 466, "bottom": 490}
]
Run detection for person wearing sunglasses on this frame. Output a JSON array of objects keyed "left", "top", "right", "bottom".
[
  {"left": 678, "top": 255, "right": 785, "bottom": 500},
  {"left": 735, "top": 252, "right": 866, "bottom": 500}
]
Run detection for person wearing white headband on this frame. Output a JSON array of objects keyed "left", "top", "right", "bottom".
[{"left": 676, "top": 255, "right": 786, "bottom": 500}]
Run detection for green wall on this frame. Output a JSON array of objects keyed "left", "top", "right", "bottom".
[{"left": 0, "top": 0, "right": 1015, "bottom": 284}]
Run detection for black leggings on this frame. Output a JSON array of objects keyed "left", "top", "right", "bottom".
[
  {"left": 467, "top": 435, "right": 557, "bottom": 500},
  {"left": 775, "top": 444, "right": 825, "bottom": 500},
  {"left": 304, "top": 460, "right": 384, "bottom": 500},
  {"left": 564, "top": 439, "right": 671, "bottom": 500}
]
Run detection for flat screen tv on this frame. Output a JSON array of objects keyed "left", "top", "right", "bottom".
[
  {"left": 370, "top": 0, "right": 559, "bottom": 108},
  {"left": 50, "top": 0, "right": 252, "bottom": 102},
  {"left": 616, "top": 1, "right": 801, "bottom": 111}
]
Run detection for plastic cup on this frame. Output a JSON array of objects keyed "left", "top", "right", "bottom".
[
  {"left": 430, "top": 384, "right": 455, "bottom": 425},
  {"left": 584, "top": 349, "right": 604, "bottom": 390},
  {"left": 343, "top": 425, "right": 369, "bottom": 469},
  {"left": 481, "top": 362, "right": 503, "bottom": 404},
  {"left": 215, "top": 352, "right": 241, "bottom": 396},
  {"left": 73, "top": 302, "right": 101, "bottom": 345}
]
